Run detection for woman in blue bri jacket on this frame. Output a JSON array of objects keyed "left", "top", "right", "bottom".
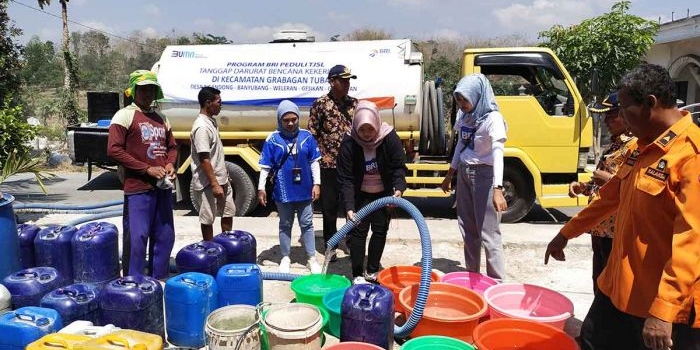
[
  {"left": 258, "top": 100, "right": 322, "bottom": 274},
  {"left": 337, "top": 100, "right": 407, "bottom": 285}
]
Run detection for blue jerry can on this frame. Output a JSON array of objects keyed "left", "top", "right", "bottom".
[
  {"left": 165, "top": 272, "right": 218, "bottom": 347},
  {"left": 340, "top": 284, "right": 395, "bottom": 349},
  {"left": 40, "top": 282, "right": 100, "bottom": 325},
  {"left": 99, "top": 275, "right": 164, "bottom": 339},
  {"left": 175, "top": 241, "right": 227, "bottom": 276},
  {"left": 2, "top": 267, "right": 66, "bottom": 309},
  {"left": 35, "top": 225, "right": 78, "bottom": 282},
  {"left": 72, "top": 222, "right": 120, "bottom": 284},
  {"left": 215, "top": 263, "right": 262, "bottom": 307},
  {"left": 213, "top": 230, "right": 257, "bottom": 264},
  {"left": 0, "top": 306, "right": 63, "bottom": 350}
]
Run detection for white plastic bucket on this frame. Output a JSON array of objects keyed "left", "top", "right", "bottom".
[
  {"left": 205, "top": 304, "right": 261, "bottom": 350},
  {"left": 0, "top": 284, "right": 10, "bottom": 313},
  {"left": 261, "top": 303, "right": 322, "bottom": 350}
]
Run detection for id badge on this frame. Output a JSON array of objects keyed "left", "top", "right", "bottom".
[{"left": 292, "top": 167, "right": 302, "bottom": 184}]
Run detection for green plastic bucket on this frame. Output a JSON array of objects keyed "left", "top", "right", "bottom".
[
  {"left": 290, "top": 274, "right": 350, "bottom": 308},
  {"left": 321, "top": 287, "right": 346, "bottom": 338},
  {"left": 401, "top": 335, "right": 476, "bottom": 350}
]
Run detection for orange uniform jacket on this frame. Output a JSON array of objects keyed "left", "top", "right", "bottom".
[{"left": 561, "top": 113, "right": 700, "bottom": 327}]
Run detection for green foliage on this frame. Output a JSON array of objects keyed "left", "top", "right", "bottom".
[
  {"left": 21, "top": 36, "right": 62, "bottom": 88},
  {"left": 0, "top": 99, "right": 37, "bottom": 165},
  {"left": 0, "top": 149, "right": 52, "bottom": 194},
  {"left": 538, "top": 1, "right": 659, "bottom": 100},
  {"left": 0, "top": 0, "right": 24, "bottom": 104}
]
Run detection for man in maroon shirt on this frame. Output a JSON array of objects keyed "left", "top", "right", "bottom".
[{"left": 107, "top": 70, "right": 177, "bottom": 280}]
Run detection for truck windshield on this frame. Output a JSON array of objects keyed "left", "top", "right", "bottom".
[{"left": 476, "top": 54, "right": 574, "bottom": 117}]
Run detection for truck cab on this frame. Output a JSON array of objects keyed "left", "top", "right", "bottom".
[{"left": 463, "top": 48, "right": 593, "bottom": 220}]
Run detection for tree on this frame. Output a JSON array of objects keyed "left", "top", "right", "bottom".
[
  {"left": 37, "top": 0, "right": 80, "bottom": 125},
  {"left": 344, "top": 28, "right": 392, "bottom": 41},
  {"left": 21, "top": 36, "right": 62, "bottom": 88},
  {"left": 192, "top": 32, "right": 232, "bottom": 44},
  {"left": 0, "top": 0, "right": 23, "bottom": 104},
  {"left": 538, "top": 1, "right": 659, "bottom": 100}
]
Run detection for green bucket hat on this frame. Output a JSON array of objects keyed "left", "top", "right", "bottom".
[{"left": 125, "top": 69, "right": 164, "bottom": 100}]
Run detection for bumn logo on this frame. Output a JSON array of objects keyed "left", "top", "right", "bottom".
[{"left": 171, "top": 50, "right": 196, "bottom": 58}]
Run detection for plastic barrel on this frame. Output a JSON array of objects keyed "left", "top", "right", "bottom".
[
  {"left": 165, "top": 272, "right": 218, "bottom": 348},
  {"left": 17, "top": 224, "right": 41, "bottom": 269},
  {"left": 72, "top": 222, "right": 120, "bottom": 285},
  {"left": 40, "top": 283, "right": 100, "bottom": 325},
  {"left": 0, "top": 193, "right": 20, "bottom": 280},
  {"left": 175, "top": 241, "right": 227, "bottom": 276},
  {"left": 2, "top": 267, "right": 66, "bottom": 309},
  {"left": 216, "top": 263, "right": 262, "bottom": 307},
  {"left": 340, "top": 284, "right": 394, "bottom": 349},
  {"left": 35, "top": 225, "right": 78, "bottom": 282},
  {"left": 99, "top": 276, "right": 164, "bottom": 339},
  {"left": 213, "top": 230, "right": 257, "bottom": 264}
]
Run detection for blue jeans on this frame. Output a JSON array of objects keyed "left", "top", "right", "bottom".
[{"left": 276, "top": 200, "right": 316, "bottom": 258}]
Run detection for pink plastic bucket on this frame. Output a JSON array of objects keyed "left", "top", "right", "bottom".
[
  {"left": 325, "top": 342, "right": 384, "bottom": 349},
  {"left": 483, "top": 283, "right": 573, "bottom": 329},
  {"left": 441, "top": 272, "right": 499, "bottom": 295}
]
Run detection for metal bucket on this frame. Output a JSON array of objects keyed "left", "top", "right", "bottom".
[{"left": 205, "top": 305, "right": 261, "bottom": 350}]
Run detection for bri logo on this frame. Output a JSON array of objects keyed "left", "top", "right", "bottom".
[
  {"left": 170, "top": 50, "right": 205, "bottom": 58},
  {"left": 369, "top": 48, "right": 391, "bottom": 57}
]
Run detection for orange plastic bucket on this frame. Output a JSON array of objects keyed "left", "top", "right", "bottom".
[
  {"left": 398, "top": 282, "right": 487, "bottom": 343},
  {"left": 377, "top": 265, "right": 439, "bottom": 313},
  {"left": 325, "top": 341, "right": 384, "bottom": 349},
  {"left": 472, "top": 318, "right": 578, "bottom": 350}
]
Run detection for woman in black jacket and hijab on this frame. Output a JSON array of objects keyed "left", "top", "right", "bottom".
[{"left": 337, "top": 100, "right": 407, "bottom": 285}]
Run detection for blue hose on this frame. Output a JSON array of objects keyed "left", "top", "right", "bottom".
[
  {"left": 66, "top": 210, "right": 123, "bottom": 226},
  {"left": 261, "top": 271, "right": 303, "bottom": 282},
  {"left": 15, "top": 206, "right": 123, "bottom": 215},
  {"left": 14, "top": 200, "right": 123, "bottom": 210},
  {"left": 326, "top": 196, "right": 432, "bottom": 338}
]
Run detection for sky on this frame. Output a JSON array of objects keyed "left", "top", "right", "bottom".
[{"left": 6, "top": 0, "right": 700, "bottom": 45}]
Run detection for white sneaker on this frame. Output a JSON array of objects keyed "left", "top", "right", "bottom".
[
  {"left": 353, "top": 276, "right": 371, "bottom": 285},
  {"left": 279, "top": 256, "right": 291, "bottom": 273},
  {"left": 363, "top": 272, "right": 378, "bottom": 283},
  {"left": 307, "top": 258, "right": 322, "bottom": 274}
]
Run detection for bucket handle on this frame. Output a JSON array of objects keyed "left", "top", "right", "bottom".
[
  {"left": 37, "top": 334, "right": 70, "bottom": 349},
  {"left": 16, "top": 271, "right": 38, "bottom": 279},
  {"left": 233, "top": 320, "right": 260, "bottom": 350},
  {"left": 103, "top": 335, "right": 130, "bottom": 349}
]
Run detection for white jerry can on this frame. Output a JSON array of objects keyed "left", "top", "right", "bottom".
[{"left": 59, "top": 320, "right": 120, "bottom": 338}]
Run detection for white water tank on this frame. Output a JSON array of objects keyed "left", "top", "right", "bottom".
[{"left": 271, "top": 30, "right": 315, "bottom": 42}]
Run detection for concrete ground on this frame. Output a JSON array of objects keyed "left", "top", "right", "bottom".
[{"left": 2, "top": 171, "right": 593, "bottom": 348}]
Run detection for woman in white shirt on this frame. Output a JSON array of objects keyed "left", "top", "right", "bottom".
[{"left": 441, "top": 73, "right": 508, "bottom": 280}]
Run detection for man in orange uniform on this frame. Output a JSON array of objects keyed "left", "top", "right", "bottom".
[{"left": 545, "top": 64, "right": 700, "bottom": 350}]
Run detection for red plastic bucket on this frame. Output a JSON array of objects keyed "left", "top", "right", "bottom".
[
  {"left": 377, "top": 265, "right": 439, "bottom": 313},
  {"left": 325, "top": 341, "right": 384, "bottom": 349},
  {"left": 483, "top": 283, "right": 573, "bottom": 329},
  {"left": 398, "top": 282, "right": 487, "bottom": 343},
  {"left": 441, "top": 271, "right": 499, "bottom": 295},
  {"left": 473, "top": 318, "right": 578, "bottom": 350}
]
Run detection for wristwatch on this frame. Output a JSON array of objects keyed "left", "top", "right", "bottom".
[{"left": 493, "top": 185, "right": 504, "bottom": 190}]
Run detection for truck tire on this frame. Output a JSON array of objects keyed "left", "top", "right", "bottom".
[
  {"left": 189, "top": 162, "right": 257, "bottom": 216},
  {"left": 501, "top": 166, "right": 535, "bottom": 223}
]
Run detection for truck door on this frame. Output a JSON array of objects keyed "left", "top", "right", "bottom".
[{"left": 472, "top": 52, "right": 582, "bottom": 175}]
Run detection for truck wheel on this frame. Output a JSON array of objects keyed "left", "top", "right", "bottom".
[
  {"left": 501, "top": 166, "right": 535, "bottom": 223},
  {"left": 189, "top": 162, "right": 257, "bottom": 216}
]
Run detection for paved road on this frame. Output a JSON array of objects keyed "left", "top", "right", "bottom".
[{"left": 2, "top": 170, "right": 592, "bottom": 344}]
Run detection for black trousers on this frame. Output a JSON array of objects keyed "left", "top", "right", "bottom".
[
  {"left": 579, "top": 292, "right": 700, "bottom": 350},
  {"left": 320, "top": 168, "right": 340, "bottom": 248},
  {"left": 349, "top": 192, "right": 391, "bottom": 278},
  {"left": 591, "top": 235, "right": 613, "bottom": 296}
]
